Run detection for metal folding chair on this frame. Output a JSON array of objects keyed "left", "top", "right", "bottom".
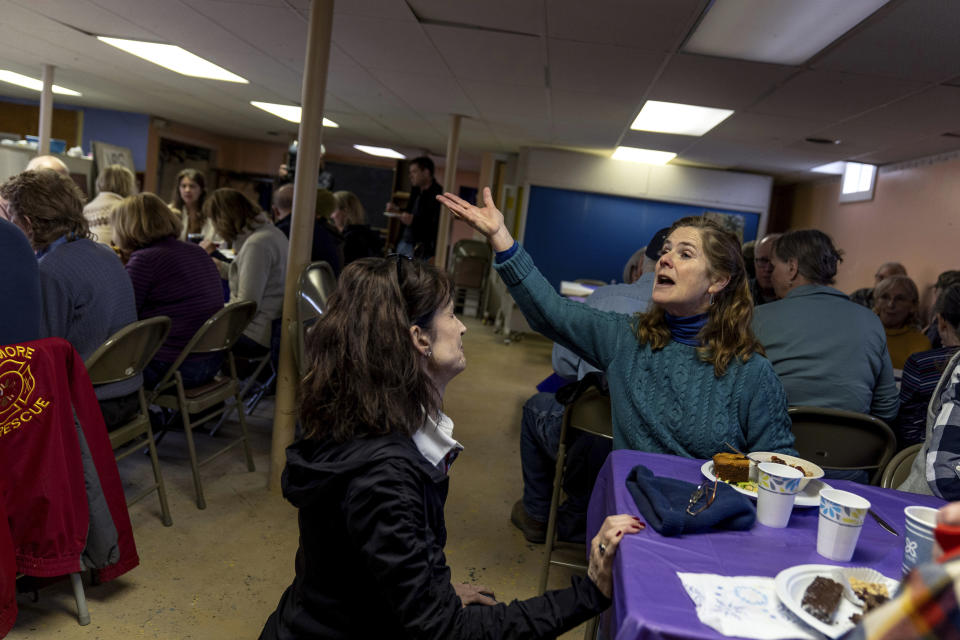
[{"left": 881, "top": 444, "right": 922, "bottom": 489}]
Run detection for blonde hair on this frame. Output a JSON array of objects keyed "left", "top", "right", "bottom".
[
  {"left": 873, "top": 275, "right": 921, "bottom": 328},
  {"left": 633, "top": 216, "right": 762, "bottom": 377},
  {"left": 96, "top": 165, "right": 137, "bottom": 198},
  {"left": 111, "top": 193, "right": 182, "bottom": 250},
  {"left": 333, "top": 190, "right": 366, "bottom": 226}
]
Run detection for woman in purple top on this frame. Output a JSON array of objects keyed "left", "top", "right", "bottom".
[{"left": 112, "top": 194, "right": 225, "bottom": 389}]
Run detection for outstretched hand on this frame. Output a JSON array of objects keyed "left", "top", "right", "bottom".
[
  {"left": 587, "top": 514, "right": 645, "bottom": 599},
  {"left": 437, "top": 187, "right": 514, "bottom": 252}
]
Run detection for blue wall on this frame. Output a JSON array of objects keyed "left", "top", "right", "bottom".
[
  {"left": 0, "top": 96, "right": 150, "bottom": 170},
  {"left": 523, "top": 185, "right": 760, "bottom": 290}
]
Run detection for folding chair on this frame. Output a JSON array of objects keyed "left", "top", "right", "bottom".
[
  {"left": 150, "top": 301, "right": 258, "bottom": 510},
  {"left": 85, "top": 316, "right": 173, "bottom": 527},
  {"left": 294, "top": 261, "right": 337, "bottom": 376},
  {"left": 881, "top": 444, "right": 922, "bottom": 489},
  {"left": 788, "top": 406, "right": 897, "bottom": 485}
]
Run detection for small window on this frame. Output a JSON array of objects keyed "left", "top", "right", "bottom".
[{"left": 839, "top": 162, "right": 877, "bottom": 203}]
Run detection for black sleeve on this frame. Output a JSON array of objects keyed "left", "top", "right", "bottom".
[{"left": 344, "top": 460, "right": 609, "bottom": 640}]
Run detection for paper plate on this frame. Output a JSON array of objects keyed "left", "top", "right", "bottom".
[{"left": 701, "top": 461, "right": 830, "bottom": 507}]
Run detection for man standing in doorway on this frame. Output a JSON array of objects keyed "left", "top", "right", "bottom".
[{"left": 388, "top": 156, "right": 442, "bottom": 260}]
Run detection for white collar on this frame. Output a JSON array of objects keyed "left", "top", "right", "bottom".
[{"left": 412, "top": 411, "right": 463, "bottom": 473}]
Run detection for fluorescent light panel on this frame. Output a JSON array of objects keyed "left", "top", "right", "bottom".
[
  {"left": 250, "top": 101, "right": 338, "bottom": 127},
  {"left": 354, "top": 145, "right": 405, "bottom": 159},
  {"left": 630, "top": 100, "right": 733, "bottom": 136},
  {"left": 0, "top": 70, "right": 81, "bottom": 96},
  {"left": 612, "top": 146, "right": 676, "bottom": 165},
  {"left": 684, "top": 0, "right": 889, "bottom": 65},
  {"left": 98, "top": 36, "right": 248, "bottom": 83}
]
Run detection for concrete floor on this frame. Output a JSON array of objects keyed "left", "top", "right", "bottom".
[{"left": 9, "top": 317, "right": 587, "bottom": 639}]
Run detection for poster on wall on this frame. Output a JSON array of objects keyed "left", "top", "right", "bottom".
[
  {"left": 703, "top": 210, "right": 746, "bottom": 241},
  {"left": 92, "top": 141, "right": 135, "bottom": 173}
]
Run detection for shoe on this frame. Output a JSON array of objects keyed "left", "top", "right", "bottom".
[{"left": 510, "top": 499, "right": 547, "bottom": 544}]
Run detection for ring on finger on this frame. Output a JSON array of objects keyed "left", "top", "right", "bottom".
[{"left": 598, "top": 542, "right": 607, "bottom": 556}]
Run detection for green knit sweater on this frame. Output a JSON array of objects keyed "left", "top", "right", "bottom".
[{"left": 495, "top": 246, "right": 796, "bottom": 458}]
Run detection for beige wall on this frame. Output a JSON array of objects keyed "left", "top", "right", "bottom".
[{"left": 786, "top": 155, "right": 960, "bottom": 311}]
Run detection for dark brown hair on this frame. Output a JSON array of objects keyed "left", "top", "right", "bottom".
[
  {"left": 300, "top": 256, "right": 453, "bottom": 442},
  {"left": 633, "top": 216, "right": 762, "bottom": 376},
  {"left": 203, "top": 188, "right": 262, "bottom": 242},
  {"left": 0, "top": 170, "right": 91, "bottom": 250},
  {"left": 772, "top": 229, "right": 843, "bottom": 285},
  {"left": 936, "top": 284, "right": 960, "bottom": 335},
  {"left": 169, "top": 168, "right": 206, "bottom": 212}
]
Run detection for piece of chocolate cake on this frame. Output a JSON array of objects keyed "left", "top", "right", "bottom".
[
  {"left": 712, "top": 452, "right": 749, "bottom": 483},
  {"left": 802, "top": 576, "right": 844, "bottom": 624}
]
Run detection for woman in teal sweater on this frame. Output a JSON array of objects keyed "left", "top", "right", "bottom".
[{"left": 438, "top": 188, "right": 795, "bottom": 459}]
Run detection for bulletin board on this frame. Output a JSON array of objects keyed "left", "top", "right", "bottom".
[
  {"left": 522, "top": 185, "right": 760, "bottom": 290},
  {"left": 325, "top": 161, "right": 395, "bottom": 230}
]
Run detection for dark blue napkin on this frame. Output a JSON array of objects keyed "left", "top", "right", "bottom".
[{"left": 625, "top": 464, "right": 756, "bottom": 537}]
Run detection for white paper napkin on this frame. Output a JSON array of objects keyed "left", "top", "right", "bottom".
[{"left": 677, "top": 572, "right": 819, "bottom": 640}]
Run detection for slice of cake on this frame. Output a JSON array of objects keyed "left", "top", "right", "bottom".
[
  {"left": 712, "top": 452, "right": 750, "bottom": 483},
  {"left": 849, "top": 577, "right": 889, "bottom": 613},
  {"left": 802, "top": 576, "right": 844, "bottom": 624}
]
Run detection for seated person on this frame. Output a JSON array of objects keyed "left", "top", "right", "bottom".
[
  {"left": 925, "top": 270, "right": 960, "bottom": 348},
  {"left": 259, "top": 255, "right": 641, "bottom": 639},
  {"left": 202, "top": 188, "right": 288, "bottom": 359},
  {"left": 873, "top": 275, "right": 931, "bottom": 369},
  {"left": 0, "top": 217, "right": 40, "bottom": 345},
  {"left": 846, "top": 501, "right": 960, "bottom": 639},
  {"left": 111, "top": 194, "right": 225, "bottom": 389},
  {"left": 273, "top": 184, "right": 344, "bottom": 276},
  {"left": 84, "top": 164, "right": 136, "bottom": 246},
  {"left": 25, "top": 154, "right": 69, "bottom": 175},
  {"left": 621, "top": 246, "right": 646, "bottom": 284},
  {"left": 0, "top": 169, "right": 139, "bottom": 427},
  {"left": 850, "top": 261, "right": 907, "bottom": 308},
  {"left": 332, "top": 190, "right": 383, "bottom": 265},
  {"left": 512, "top": 228, "right": 666, "bottom": 544},
  {"left": 749, "top": 233, "right": 780, "bottom": 305},
  {"left": 894, "top": 285, "right": 960, "bottom": 447},
  {"left": 439, "top": 189, "right": 796, "bottom": 460},
  {"left": 170, "top": 168, "right": 215, "bottom": 242},
  {"left": 898, "top": 348, "right": 960, "bottom": 499},
  {"left": 752, "top": 230, "right": 898, "bottom": 430}
]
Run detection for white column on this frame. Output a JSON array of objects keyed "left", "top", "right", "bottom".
[
  {"left": 269, "top": 0, "right": 334, "bottom": 492},
  {"left": 37, "top": 65, "right": 54, "bottom": 155},
  {"left": 434, "top": 113, "right": 462, "bottom": 269}
]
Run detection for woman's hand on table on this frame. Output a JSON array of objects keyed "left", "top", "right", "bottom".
[
  {"left": 453, "top": 582, "right": 496, "bottom": 607},
  {"left": 437, "top": 187, "right": 514, "bottom": 252},
  {"left": 587, "top": 514, "right": 645, "bottom": 599},
  {"left": 199, "top": 239, "right": 218, "bottom": 255}
]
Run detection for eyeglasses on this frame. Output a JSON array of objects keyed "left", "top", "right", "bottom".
[{"left": 686, "top": 478, "right": 718, "bottom": 516}]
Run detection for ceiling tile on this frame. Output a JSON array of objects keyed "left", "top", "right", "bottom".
[
  {"left": 547, "top": 39, "right": 665, "bottom": 96},
  {"left": 462, "top": 81, "right": 547, "bottom": 119},
  {"left": 618, "top": 130, "right": 698, "bottom": 154},
  {"left": 408, "top": 0, "right": 543, "bottom": 35},
  {"left": 332, "top": 14, "right": 446, "bottom": 76},
  {"left": 546, "top": 0, "right": 706, "bottom": 50},
  {"left": 706, "top": 112, "right": 831, "bottom": 146},
  {"left": 367, "top": 68, "right": 478, "bottom": 116},
  {"left": 191, "top": 0, "right": 306, "bottom": 71},
  {"left": 424, "top": 24, "right": 544, "bottom": 86},
  {"left": 851, "top": 135, "right": 960, "bottom": 166},
  {"left": 649, "top": 53, "right": 797, "bottom": 109}
]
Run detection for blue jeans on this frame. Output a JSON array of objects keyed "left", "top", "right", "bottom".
[
  {"left": 520, "top": 392, "right": 611, "bottom": 540},
  {"left": 396, "top": 239, "right": 415, "bottom": 259}
]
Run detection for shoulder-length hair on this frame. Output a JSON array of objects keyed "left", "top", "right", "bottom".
[
  {"left": 773, "top": 229, "right": 843, "bottom": 285},
  {"left": 203, "top": 188, "right": 261, "bottom": 242},
  {"left": 334, "top": 190, "right": 366, "bottom": 226},
  {"left": 300, "top": 256, "right": 453, "bottom": 442},
  {"left": 111, "top": 193, "right": 182, "bottom": 251},
  {"left": 936, "top": 284, "right": 960, "bottom": 335},
  {"left": 873, "top": 275, "right": 922, "bottom": 328},
  {"left": 633, "top": 216, "right": 762, "bottom": 377},
  {"left": 0, "top": 169, "right": 91, "bottom": 250},
  {"left": 96, "top": 164, "right": 137, "bottom": 198},
  {"left": 169, "top": 168, "right": 206, "bottom": 211}
]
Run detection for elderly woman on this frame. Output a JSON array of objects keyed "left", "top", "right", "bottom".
[
  {"left": 894, "top": 285, "right": 960, "bottom": 447},
  {"left": 169, "top": 168, "right": 215, "bottom": 242},
  {"left": 259, "top": 256, "right": 640, "bottom": 639},
  {"left": 112, "top": 193, "right": 225, "bottom": 389},
  {"left": 439, "top": 188, "right": 795, "bottom": 458},
  {"left": 332, "top": 190, "right": 383, "bottom": 265},
  {"left": 874, "top": 274, "right": 931, "bottom": 369},
  {"left": 83, "top": 164, "right": 137, "bottom": 245},
  {"left": 753, "top": 229, "right": 898, "bottom": 423},
  {"left": 202, "top": 188, "right": 288, "bottom": 357}
]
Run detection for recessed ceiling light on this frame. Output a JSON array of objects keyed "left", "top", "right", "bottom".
[
  {"left": 353, "top": 145, "right": 405, "bottom": 159},
  {"left": 249, "top": 101, "right": 338, "bottom": 127},
  {"left": 612, "top": 146, "right": 677, "bottom": 165},
  {"left": 630, "top": 100, "right": 734, "bottom": 136},
  {"left": 805, "top": 136, "right": 841, "bottom": 145},
  {"left": 684, "top": 0, "right": 889, "bottom": 65},
  {"left": 98, "top": 36, "right": 248, "bottom": 83},
  {"left": 0, "top": 70, "right": 82, "bottom": 96},
  {"left": 810, "top": 161, "right": 847, "bottom": 175}
]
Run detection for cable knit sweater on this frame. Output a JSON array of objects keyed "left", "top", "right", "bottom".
[{"left": 495, "top": 245, "right": 795, "bottom": 457}]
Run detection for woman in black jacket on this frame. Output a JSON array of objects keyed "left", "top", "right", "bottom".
[{"left": 260, "top": 255, "right": 640, "bottom": 640}]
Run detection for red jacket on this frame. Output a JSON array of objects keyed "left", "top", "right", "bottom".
[{"left": 0, "top": 338, "right": 138, "bottom": 584}]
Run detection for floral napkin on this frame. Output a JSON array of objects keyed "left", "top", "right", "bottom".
[{"left": 677, "top": 572, "right": 818, "bottom": 639}]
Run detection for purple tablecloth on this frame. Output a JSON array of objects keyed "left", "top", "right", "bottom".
[{"left": 586, "top": 450, "right": 947, "bottom": 640}]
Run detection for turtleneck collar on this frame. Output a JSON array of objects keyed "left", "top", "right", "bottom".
[{"left": 665, "top": 311, "right": 708, "bottom": 346}]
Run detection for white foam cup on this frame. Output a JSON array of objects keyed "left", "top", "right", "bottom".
[
  {"left": 817, "top": 489, "right": 870, "bottom": 562},
  {"left": 756, "top": 462, "right": 804, "bottom": 528}
]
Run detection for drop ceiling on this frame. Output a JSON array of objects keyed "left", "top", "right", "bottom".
[{"left": 1, "top": 0, "right": 959, "bottom": 183}]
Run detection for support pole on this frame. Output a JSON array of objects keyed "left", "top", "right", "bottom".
[
  {"left": 269, "top": 0, "right": 334, "bottom": 492},
  {"left": 38, "top": 65, "right": 54, "bottom": 155},
  {"left": 434, "top": 114, "right": 462, "bottom": 270}
]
